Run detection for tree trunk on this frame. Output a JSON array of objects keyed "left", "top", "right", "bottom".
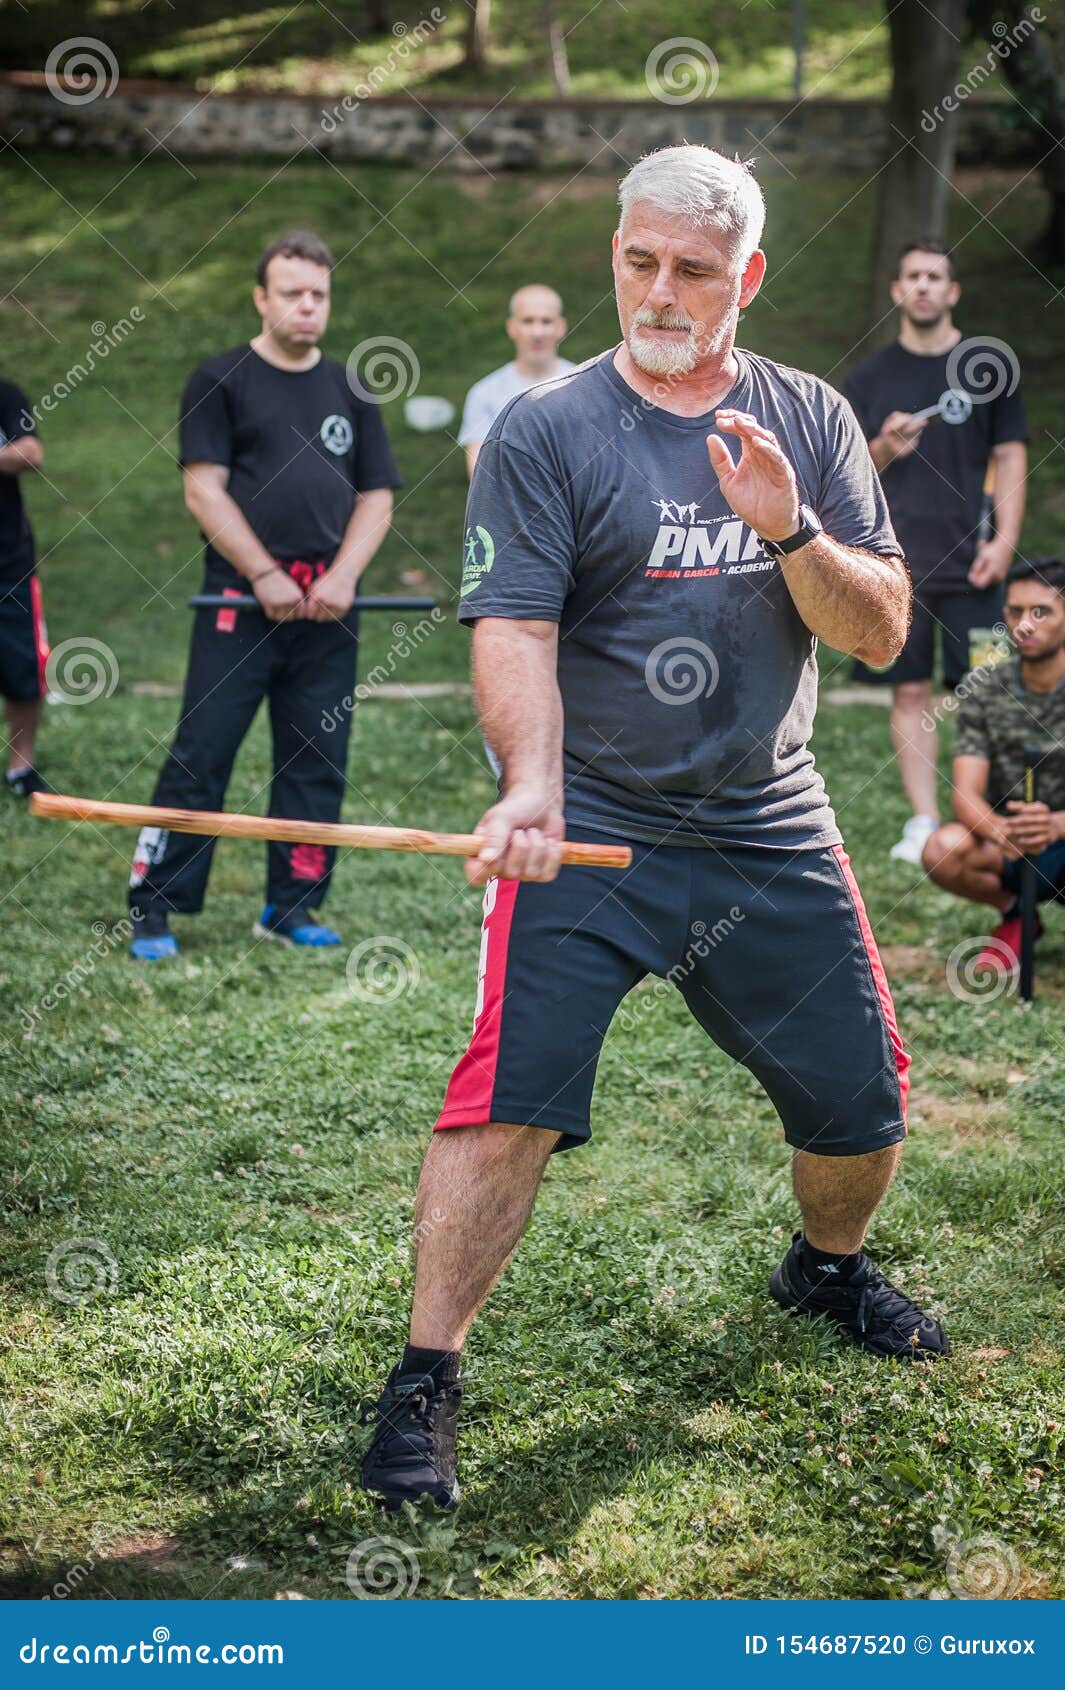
[
  {"left": 464, "top": 0, "right": 492, "bottom": 71},
  {"left": 864, "top": 0, "right": 966, "bottom": 342},
  {"left": 364, "top": 1, "right": 390, "bottom": 30},
  {"left": 542, "top": 0, "right": 571, "bottom": 95},
  {"left": 969, "top": 1, "right": 1065, "bottom": 267}
]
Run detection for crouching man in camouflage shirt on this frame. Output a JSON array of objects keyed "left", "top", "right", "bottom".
[{"left": 923, "top": 557, "right": 1065, "bottom": 973}]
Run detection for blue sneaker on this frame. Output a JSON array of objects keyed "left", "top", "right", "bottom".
[
  {"left": 130, "top": 910, "right": 179, "bottom": 961},
  {"left": 253, "top": 904, "right": 341, "bottom": 948}
]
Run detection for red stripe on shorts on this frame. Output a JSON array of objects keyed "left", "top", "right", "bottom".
[
  {"left": 215, "top": 584, "right": 245, "bottom": 634},
  {"left": 833, "top": 844, "right": 911, "bottom": 1124},
  {"left": 29, "top": 575, "right": 49, "bottom": 694},
  {"left": 435, "top": 876, "right": 519, "bottom": 1130}
]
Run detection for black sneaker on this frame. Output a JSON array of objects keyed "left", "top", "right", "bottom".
[
  {"left": 360, "top": 1367, "right": 462, "bottom": 1512},
  {"left": 6, "top": 766, "right": 51, "bottom": 799},
  {"left": 770, "top": 1233, "right": 949, "bottom": 1362}
]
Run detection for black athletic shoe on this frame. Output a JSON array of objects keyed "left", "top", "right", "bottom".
[
  {"left": 6, "top": 766, "right": 51, "bottom": 799},
  {"left": 360, "top": 1367, "right": 462, "bottom": 1511},
  {"left": 770, "top": 1233, "right": 949, "bottom": 1362}
]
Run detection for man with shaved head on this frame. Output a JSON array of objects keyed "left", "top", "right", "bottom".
[
  {"left": 362, "top": 145, "right": 945, "bottom": 1519},
  {"left": 458, "top": 284, "right": 573, "bottom": 478}
]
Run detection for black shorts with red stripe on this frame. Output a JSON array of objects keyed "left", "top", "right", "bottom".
[
  {"left": 0, "top": 559, "right": 48, "bottom": 703},
  {"left": 436, "top": 830, "right": 910, "bottom": 1156}
]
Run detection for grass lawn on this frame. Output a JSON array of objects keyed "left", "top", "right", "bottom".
[
  {"left": 1, "top": 157, "right": 1064, "bottom": 1600},
  {"left": 8, "top": 0, "right": 900, "bottom": 100}
]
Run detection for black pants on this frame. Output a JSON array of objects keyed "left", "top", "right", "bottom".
[{"left": 129, "top": 605, "right": 357, "bottom": 920}]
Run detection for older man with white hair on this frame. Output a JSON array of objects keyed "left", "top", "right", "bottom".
[
  {"left": 361, "top": 146, "right": 946, "bottom": 1516},
  {"left": 458, "top": 283, "right": 574, "bottom": 478}
]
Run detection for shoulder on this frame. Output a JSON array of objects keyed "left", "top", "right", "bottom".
[
  {"left": 184, "top": 346, "right": 247, "bottom": 390},
  {"left": 490, "top": 353, "right": 610, "bottom": 452},
  {"left": 0, "top": 377, "right": 29, "bottom": 408},
  {"left": 319, "top": 354, "right": 375, "bottom": 414},
  {"left": 959, "top": 657, "right": 1014, "bottom": 711},
  {"left": 838, "top": 346, "right": 893, "bottom": 391},
  {"left": 465, "top": 363, "right": 513, "bottom": 403},
  {"left": 740, "top": 349, "right": 851, "bottom": 417}
]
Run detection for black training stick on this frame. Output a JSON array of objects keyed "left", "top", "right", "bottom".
[
  {"left": 1019, "top": 744, "right": 1040, "bottom": 1002},
  {"left": 189, "top": 594, "right": 437, "bottom": 612}
]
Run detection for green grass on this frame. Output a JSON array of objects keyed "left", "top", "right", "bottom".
[
  {"left": 5, "top": 0, "right": 897, "bottom": 99},
  {"left": 1, "top": 157, "right": 1063, "bottom": 1600}
]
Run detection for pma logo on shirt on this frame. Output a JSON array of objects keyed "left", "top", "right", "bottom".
[
  {"left": 647, "top": 497, "right": 774, "bottom": 579},
  {"left": 461, "top": 525, "right": 495, "bottom": 598},
  {"left": 320, "top": 414, "right": 353, "bottom": 455}
]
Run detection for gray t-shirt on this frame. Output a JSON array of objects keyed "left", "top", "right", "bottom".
[
  {"left": 458, "top": 359, "right": 577, "bottom": 447},
  {"left": 458, "top": 347, "right": 902, "bottom": 848}
]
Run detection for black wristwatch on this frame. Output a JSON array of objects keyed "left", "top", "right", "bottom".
[{"left": 761, "top": 503, "right": 823, "bottom": 557}]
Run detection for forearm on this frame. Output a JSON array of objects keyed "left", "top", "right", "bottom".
[
  {"left": 868, "top": 436, "right": 892, "bottom": 475},
  {"left": 0, "top": 440, "right": 42, "bottom": 475},
  {"left": 187, "top": 488, "right": 277, "bottom": 581},
  {"left": 329, "top": 489, "right": 393, "bottom": 582},
  {"left": 989, "top": 449, "right": 1026, "bottom": 552},
  {"left": 779, "top": 537, "right": 911, "bottom": 666},
  {"left": 953, "top": 787, "right": 1010, "bottom": 847},
  {"left": 471, "top": 619, "right": 564, "bottom": 800}
]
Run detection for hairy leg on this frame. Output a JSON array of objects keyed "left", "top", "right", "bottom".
[
  {"left": 890, "top": 680, "right": 938, "bottom": 820},
  {"left": 922, "top": 822, "right": 1011, "bottom": 910},
  {"left": 409, "top": 1121, "right": 560, "bottom": 1351},
  {"left": 793, "top": 1144, "right": 902, "bottom": 1255}
]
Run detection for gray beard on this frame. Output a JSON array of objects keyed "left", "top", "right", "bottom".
[{"left": 627, "top": 325, "right": 701, "bottom": 378}]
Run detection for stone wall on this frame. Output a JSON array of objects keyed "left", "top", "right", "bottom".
[{"left": 0, "top": 72, "right": 1032, "bottom": 175}]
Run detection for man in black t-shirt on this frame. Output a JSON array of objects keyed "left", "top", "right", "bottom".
[
  {"left": 128, "top": 229, "right": 401, "bottom": 960},
  {"left": 842, "top": 242, "right": 1028, "bottom": 866},
  {"left": 0, "top": 379, "right": 49, "bottom": 799}
]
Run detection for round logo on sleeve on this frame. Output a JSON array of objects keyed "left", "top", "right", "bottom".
[{"left": 320, "top": 414, "right": 354, "bottom": 454}]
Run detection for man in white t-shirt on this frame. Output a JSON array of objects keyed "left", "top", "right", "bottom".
[{"left": 458, "top": 284, "right": 574, "bottom": 478}]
